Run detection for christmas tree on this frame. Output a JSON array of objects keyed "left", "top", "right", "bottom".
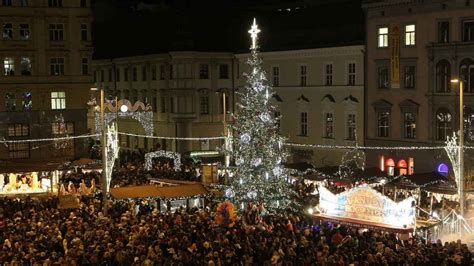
[{"left": 229, "top": 19, "right": 299, "bottom": 212}]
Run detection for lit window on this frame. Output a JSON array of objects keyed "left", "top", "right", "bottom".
[
  {"left": 51, "top": 91, "right": 66, "bottom": 110},
  {"left": 325, "top": 64, "right": 333, "bottom": 86},
  {"left": 22, "top": 92, "right": 32, "bottom": 111},
  {"left": 300, "top": 112, "right": 308, "bottom": 136},
  {"left": 436, "top": 109, "right": 452, "bottom": 140},
  {"left": 386, "top": 158, "right": 395, "bottom": 176},
  {"left": 377, "top": 111, "right": 389, "bottom": 137},
  {"left": 9, "top": 143, "right": 29, "bottom": 159},
  {"left": 8, "top": 124, "right": 29, "bottom": 137},
  {"left": 405, "top": 24, "right": 415, "bottom": 46},
  {"left": 408, "top": 158, "right": 414, "bottom": 175},
  {"left": 272, "top": 66, "right": 280, "bottom": 86},
  {"left": 51, "top": 121, "right": 74, "bottom": 134},
  {"left": 300, "top": 65, "right": 307, "bottom": 86},
  {"left": 348, "top": 63, "right": 356, "bottom": 85},
  {"left": 378, "top": 27, "right": 388, "bottom": 48},
  {"left": 325, "top": 113, "right": 334, "bottom": 138},
  {"left": 4, "top": 57, "right": 14, "bottom": 76},
  {"left": 50, "top": 58, "right": 64, "bottom": 75},
  {"left": 20, "top": 24, "right": 30, "bottom": 40},
  {"left": 398, "top": 160, "right": 407, "bottom": 176},
  {"left": 48, "top": 24, "right": 64, "bottom": 41},
  {"left": 2, "top": 23, "right": 12, "bottom": 40},
  {"left": 21, "top": 57, "right": 31, "bottom": 76}
]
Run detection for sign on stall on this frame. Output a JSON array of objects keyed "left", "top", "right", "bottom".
[{"left": 318, "top": 185, "right": 416, "bottom": 230}]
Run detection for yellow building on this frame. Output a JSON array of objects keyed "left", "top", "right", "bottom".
[{"left": 0, "top": 0, "right": 94, "bottom": 160}]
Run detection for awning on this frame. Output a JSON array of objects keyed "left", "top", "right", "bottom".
[{"left": 110, "top": 184, "right": 208, "bottom": 199}]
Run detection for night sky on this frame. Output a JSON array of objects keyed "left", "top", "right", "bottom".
[{"left": 91, "top": 0, "right": 364, "bottom": 59}]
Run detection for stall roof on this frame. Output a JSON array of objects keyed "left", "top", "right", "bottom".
[{"left": 110, "top": 184, "right": 208, "bottom": 199}]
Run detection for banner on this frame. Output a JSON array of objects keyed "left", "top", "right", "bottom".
[
  {"left": 318, "top": 185, "right": 415, "bottom": 230},
  {"left": 390, "top": 26, "right": 400, "bottom": 89}
]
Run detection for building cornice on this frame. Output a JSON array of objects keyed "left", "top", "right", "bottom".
[{"left": 235, "top": 45, "right": 365, "bottom": 60}]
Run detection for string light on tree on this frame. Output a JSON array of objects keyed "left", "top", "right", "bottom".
[{"left": 228, "top": 19, "right": 299, "bottom": 212}]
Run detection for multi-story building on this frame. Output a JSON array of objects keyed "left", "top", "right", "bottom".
[
  {"left": 363, "top": 0, "right": 474, "bottom": 176},
  {"left": 236, "top": 45, "right": 365, "bottom": 166},
  {"left": 90, "top": 52, "right": 235, "bottom": 154},
  {"left": 0, "top": 0, "right": 94, "bottom": 161}
]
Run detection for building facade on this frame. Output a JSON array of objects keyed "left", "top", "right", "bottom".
[
  {"left": 90, "top": 52, "right": 236, "bottom": 154},
  {"left": 236, "top": 45, "right": 365, "bottom": 167},
  {"left": 363, "top": 0, "right": 474, "bottom": 176},
  {"left": 0, "top": 0, "right": 94, "bottom": 161}
]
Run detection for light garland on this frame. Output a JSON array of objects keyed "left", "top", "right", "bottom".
[
  {"left": 444, "top": 133, "right": 461, "bottom": 195},
  {"left": 145, "top": 150, "right": 182, "bottom": 171},
  {"left": 118, "top": 132, "right": 225, "bottom": 141},
  {"left": 94, "top": 111, "right": 154, "bottom": 139},
  {"left": 285, "top": 142, "right": 469, "bottom": 150},
  {"left": 0, "top": 134, "right": 98, "bottom": 144}
]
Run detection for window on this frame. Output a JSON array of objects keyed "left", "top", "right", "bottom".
[
  {"left": 438, "top": 21, "right": 449, "bottom": 43},
  {"left": 404, "top": 66, "right": 416, "bottom": 89},
  {"left": 378, "top": 66, "right": 389, "bottom": 89},
  {"left": 51, "top": 122, "right": 74, "bottom": 135},
  {"left": 347, "top": 114, "right": 356, "bottom": 140},
  {"left": 325, "top": 64, "right": 333, "bottom": 86},
  {"left": 404, "top": 112, "right": 416, "bottom": 139},
  {"left": 20, "top": 0, "right": 28, "bottom": 6},
  {"left": 93, "top": 70, "right": 97, "bottom": 82},
  {"left": 80, "top": 0, "right": 87, "bottom": 7},
  {"left": 300, "top": 65, "right": 307, "bottom": 86},
  {"left": 199, "top": 64, "right": 209, "bottom": 79},
  {"left": 436, "top": 60, "right": 450, "bottom": 92},
  {"left": 377, "top": 111, "right": 390, "bottom": 137},
  {"left": 3, "top": 23, "right": 12, "bottom": 40},
  {"left": 160, "top": 97, "right": 166, "bottom": 113},
  {"left": 219, "top": 64, "right": 229, "bottom": 79},
  {"left": 100, "top": 70, "right": 104, "bottom": 82},
  {"left": 300, "top": 112, "right": 308, "bottom": 136},
  {"left": 460, "top": 59, "right": 474, "bottom": 93},
  {"left": 124, "top": 67, "right": 129, "bottom": 81},
  {"left": 20, "top": 57, "right": 31, "bottom": 76},
  {"left": 151, "top": 65, "right": 157, "bottom": 80},
  {"left": 80, "top": 24, "right": 88, "bottom": 41},
  {"left": 348, "top": 63, "right": 356, "bottom": 85},
  {"left": 325, "top": 113, "right": 334, "bottom": 138},
  {"left": 169, "top": 97, "right": 174, "bottom": 113},
  {"left": 8, "top": 124, "right": 29, "bottom": 137},
  {"left": 141, "top": 66, "right": 147, "bottom": 81},
  {"left": 81, "top": 58, "right": 89, "bottom": 75},
  {"left": 4, "top": 57, "right": 14, "bottom": 76},
  {"left": 436, "top": 109, "right": 452, "bottom": 140},
  {"left": 48, "top": 0, "right": 62, "bottom": 7},
  {"left": 20, "top": 24, "right": 30, "bottom": 40},
  {"left": 2, "top": 0, "right": 12, "bottom": 6},
  {"left": 48, "top": 24, "right": 64, "bottom": 41},
  {"left": 378, "top": 27, "right": 389, "bottom": 47},
  {"left": 405, "top": 24, "right": 415, "bottom": 46},
  {"left": 275, "top": 111, "right": 281, "bottom": 130},
  {"left": 51, "top": 91, "right": 66, "bottom": 109},
  {"left": 50, "top": 58, "right": 64, "bottom": 75},
  {"left": 108, "top": 68, "right": 112, "bottom": 82},
  {"left": 169, "top": 65, "right": 173, "bottom": 79},
  {"left": 463, "top": 20, "right": 474, "bottom": 42},
  {"left": 200, "top": 96, "right": 209, "bottom": 114},
  {"left": 22, "top": 92, "right": 32, "bottom": 111},
  {"left": 219, "top": 95, "right": 229, "bottom": 114},
  {"left": 160, "top": 65, "right": 165, "bottom": 80},
  {"left": 9, "top": 143, "right": 29, "bottom": 159},
  {"left": 116, "top": 68, "right": 120, "bottom": 81},
  {"left": 132, "top": 67, "right": 137, "bottom": 81},
  {"left": 5, "top": 92, "right": 15, "bottom": 111},
  {"left": 272, "top": 66, "right": 280, "bottom": 86}
]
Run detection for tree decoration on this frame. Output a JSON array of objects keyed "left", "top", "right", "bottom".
[
  {"left": 444, "top": 132, "right": 461, "bottom": 195},
  {"left": 228, "top": 18, "right": 299, "bottom": 213},
  {"left": 106, "top": 123, "right": 120, "bottom": 190},
  {"left": 338, "top": 128, "right": 365, "bottom": 178},
  {"left": 214, "top": 200, "right": 237, "bottom": 227},
  {"left": 53, "top": 114, "right": 69, "bottom": 149},
  {"left": 145, "top": 150, "right": 182, "bottom": 171}
]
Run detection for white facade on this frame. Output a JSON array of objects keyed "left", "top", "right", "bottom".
[
  {"left": 90, "top": 45, "right": 364, "bottom": 167},
  {"left": 236, "top": 45, "right": 365, "bottom": 166}
]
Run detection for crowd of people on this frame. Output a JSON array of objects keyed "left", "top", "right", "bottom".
[{"left": 0, "top": 194, "right": 472, "bottom": 265}]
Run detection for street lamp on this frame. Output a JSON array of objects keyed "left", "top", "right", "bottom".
[{"left": 450, "top": 78, "right": 464, "bottom": 222}]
